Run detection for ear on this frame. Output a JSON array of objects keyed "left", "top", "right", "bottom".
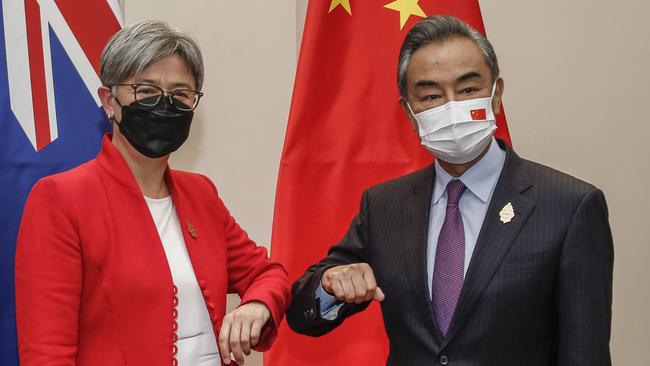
[
  {"left": 492, "top": 77, "right": 505, "bottom": 115},
  {"left": 399, "top": 97, "right": 418, "bottom": 132},
  {"left": 98, "top": 86, "right": 115, "bottom": 120}
]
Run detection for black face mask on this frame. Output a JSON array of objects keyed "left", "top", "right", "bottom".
[{"left": 115, "top": 96, "right": 193, "bottom": 158}]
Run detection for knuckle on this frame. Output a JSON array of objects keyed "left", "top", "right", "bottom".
[{"left": 230, "top": 339, "right": 239, "bottom": 347}]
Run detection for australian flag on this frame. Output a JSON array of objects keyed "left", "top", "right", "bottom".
[{"left": 0, "top": 1, "right": 122, "bottom": 363}]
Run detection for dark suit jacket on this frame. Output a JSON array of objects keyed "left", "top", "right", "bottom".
[{"left": 287, "top": 140, "right": 613, "bottom": 366}]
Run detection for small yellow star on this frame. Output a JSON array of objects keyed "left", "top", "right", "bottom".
[
  {"left": 329, "top": 0, "right": 352, "bottom": 15},
  {"left": 384, "top": 0, "right": 426, "bottom": 29}
]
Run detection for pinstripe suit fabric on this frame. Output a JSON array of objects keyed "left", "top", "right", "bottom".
[{"left": 287, "top": 140, "right": 613, "bottom": 366}]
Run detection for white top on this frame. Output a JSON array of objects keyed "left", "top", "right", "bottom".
[{"left": 145, "top": 196, "right": 220, "bottom": 366}]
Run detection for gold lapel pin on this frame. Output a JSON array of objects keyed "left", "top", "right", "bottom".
[
  {"left": 499, "top": 202, "right": 515, "bottom": 224},
  {"left": 186, "top": 220, "right": 198, "bottom": 239}
]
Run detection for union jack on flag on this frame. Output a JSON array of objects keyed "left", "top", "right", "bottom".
[{"left": 0, "top": 1, "right": 122, "bottom": 363}]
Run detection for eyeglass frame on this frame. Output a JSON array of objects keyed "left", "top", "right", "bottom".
[{"left": 111, "top": 83, "right": 204, "bottom": 112}]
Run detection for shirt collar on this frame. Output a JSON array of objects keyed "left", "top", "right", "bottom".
[{"left": 432, "top": 137, "right": 506, "bottom": 204}]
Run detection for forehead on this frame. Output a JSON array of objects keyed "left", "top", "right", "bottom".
[
  {"left": 130, "top": 54, "right": 195, "bottom": 87},
  {"left": 407, "top": 36, "right": 490, "bottom": 85}
]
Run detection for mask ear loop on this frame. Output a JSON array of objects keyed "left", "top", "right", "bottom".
[
  {"left": 405, "top": 100, "right": 419, "bottom": 121},
  {"left": 111, "top": 86, "right": 126, "bottom": 109}
]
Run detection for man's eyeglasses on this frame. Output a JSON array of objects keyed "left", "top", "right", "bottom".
[{"left": 113, "top": 83, "right": 204, "bottom": 112}]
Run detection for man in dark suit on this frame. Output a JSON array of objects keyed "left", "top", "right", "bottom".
[{"left": 286, "top": 15, "right": 613, "bottom": 366}]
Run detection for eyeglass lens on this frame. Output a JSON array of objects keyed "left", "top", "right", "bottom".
[{"left": 133, "top": 84, "right": 199, "bottom": 111}]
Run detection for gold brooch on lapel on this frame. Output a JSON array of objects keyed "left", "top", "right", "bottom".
[
  {"left": 186, "top": 220, "right": 198, "bottom": 239},
  {"left": 499, "top": 202, "right": 515, "bottom": 224}
]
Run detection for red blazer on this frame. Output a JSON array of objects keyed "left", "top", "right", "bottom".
[{"left": 15, "top": 135, "right": 291, "bottom": 366}]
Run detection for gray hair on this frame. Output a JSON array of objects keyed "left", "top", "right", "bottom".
[
  {"left": 100, "top": 20, "right": 204, "bottom": 90},
  {"left": 397, "top": 15, "right": 499, "bottom": 97}
]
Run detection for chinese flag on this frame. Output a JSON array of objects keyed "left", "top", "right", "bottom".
[
  {"left": 471, "top": 108, "right": 487, "bottom": 120},
  {"left": 267, "top": 1, "right": 511, "bottom": 365}
]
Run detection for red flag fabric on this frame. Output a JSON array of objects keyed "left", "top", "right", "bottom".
[{"left": 267, "top": 1, "right": 511, "bottom": 364}]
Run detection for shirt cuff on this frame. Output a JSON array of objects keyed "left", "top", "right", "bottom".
[{"left": 315, "top": 282, "right": 344, "bottom": 320}]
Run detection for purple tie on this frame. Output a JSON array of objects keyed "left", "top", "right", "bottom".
[{"left": 432, "top": 179, "right": 466, "bottom": 336}]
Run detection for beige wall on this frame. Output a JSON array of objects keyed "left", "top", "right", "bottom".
[
  {"left": 480, "top": 2, "right": 650, "bottom": 364},
  {"left": 126, "top": 1, "right": 649, "bottom": 364}
]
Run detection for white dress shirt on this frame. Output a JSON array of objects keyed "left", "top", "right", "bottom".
[{"left": 426, "top": 138, "right": 505, "bottom": 296}]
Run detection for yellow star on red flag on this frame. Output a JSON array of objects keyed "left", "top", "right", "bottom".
[
  {"left": 329, "top": 0, "right": 352, "bottom": 15},
  {"left": 384, "top": 0, "right": 426, "bottom": 29}
]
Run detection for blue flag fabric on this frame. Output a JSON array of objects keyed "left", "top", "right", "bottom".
[{"left": 0, "top": 1, "right": 120, "bottom": 363}]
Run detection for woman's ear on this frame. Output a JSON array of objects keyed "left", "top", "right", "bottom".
[{"left": 98, "top": 86, "right": 115, "bottom": 120}]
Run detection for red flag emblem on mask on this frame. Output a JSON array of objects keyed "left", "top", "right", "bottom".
[{"left": 471, "top": 108, "right": 487, "bottom": 120}]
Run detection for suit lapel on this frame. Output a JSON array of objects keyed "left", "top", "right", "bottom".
[
  {"left": 402, "top": 165, "right": 445, "bottom": 348},
  {"left": 441, "top": 147, "right": 535, "bottom": 348}
]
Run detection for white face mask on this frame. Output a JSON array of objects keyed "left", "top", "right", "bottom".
[{"left": 408, "top": 84, "right": 498, "bottom": 164}]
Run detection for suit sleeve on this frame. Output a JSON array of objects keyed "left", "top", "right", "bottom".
[
  {"left": 15, "top": 178, "right": 82, "bottom": 366},
  {"left": 286, "top": 190, "right": 373, "bottom": 336},
  {"left": 557, "top": 188, "right": 614, "bottom": 366},
  {"left": 206, "top": 178, "right": 291, "bottom": 352}
]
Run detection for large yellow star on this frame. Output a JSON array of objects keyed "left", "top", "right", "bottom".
[
  {"left": 329, "top": 0, "right": 352, "bottom": 15},
  {"left": 384, "top": 0, "right": 426, "bottom": 29}
]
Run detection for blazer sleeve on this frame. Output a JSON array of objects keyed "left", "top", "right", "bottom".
[
  {"left": 286, "top": 190, "right": 373, "bottom": 336},
  {"left": 15, "top": 178, "right": 82, "bottom": 366},
  {"left": 556, "top": 188, "right": 614, "bottom": 366},
  {"left": 207, "top": 178, "right": 291, "bottom": 352}
]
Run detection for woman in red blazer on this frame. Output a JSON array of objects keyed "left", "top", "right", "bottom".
[{"left": 15, "top": 20, "right": 290, "bottom": 366}]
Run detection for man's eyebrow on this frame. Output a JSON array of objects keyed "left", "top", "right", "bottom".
[
  {"left": 456, "top": 71, "right": 483, "bottom": 83},
  {"left": 415, "top": 79, "right": 441, "bottom": 88}
]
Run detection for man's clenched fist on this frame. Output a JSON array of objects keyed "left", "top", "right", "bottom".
[{"left": 322, "top": 263, "right": 385, "bottom": 304}]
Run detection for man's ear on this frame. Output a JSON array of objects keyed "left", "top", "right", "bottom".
[
  {"left": 399, "top": 97, "right": 418, "bottom": 132},
  {"left": 492, "top": 77, "right": 505, "bottom": 115},
  {"left": 98, "top": 86, "right": 115, "bottom": 119}
]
